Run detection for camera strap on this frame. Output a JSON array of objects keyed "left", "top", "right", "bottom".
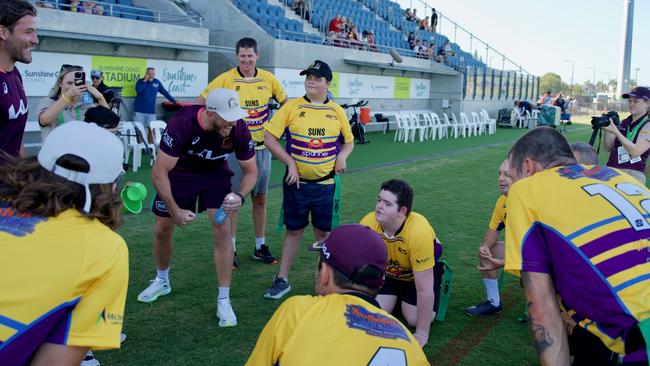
[{"left": 625, "top": 115, "right": 649, "bottom": 142}]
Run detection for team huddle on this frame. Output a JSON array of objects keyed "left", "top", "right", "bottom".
[{"left": 1, "top": 2, "right": 649, "bottom": 364}]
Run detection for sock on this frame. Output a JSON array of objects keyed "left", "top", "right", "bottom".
[
  {"left": 255, "top": 237, "right": 265, "bottom": 250},
  {"left": 483, "top": 278, "right": 500, "bottom": 306},
  {"left": 157, "top": 268, "right": 169, "bottom": 282},
  {"left": 231, "top": 237, "right": 237, "bottom": 252},
  {"left": 218, "top": 287, "right": 230, "bottom": 300}
]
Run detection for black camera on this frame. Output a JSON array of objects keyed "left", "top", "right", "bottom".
[{"left": 591, "top": 111, "right": 620, "bottom": 129}]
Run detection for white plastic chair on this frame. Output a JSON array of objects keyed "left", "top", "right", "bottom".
[
  {"left": 460, "top": 112, "right": 478, "bottom": 137},
  {"left": 149, "top": 120, "right": 167, "bottom": 165},
  {"left": 120, "top": 122, "right": 146, "bottom": 172},
  {"left": 480, "top": 109, "right": 497, "bottom": 134},
  {"left": 394, "top": 114, "right": 414, "bottom": 143},
  {"left": 422, "top": 113, "right": 437, "bottom": 140},
  {"left": 410, "top": 113, "right": 429, "bottom": 142},
  {"left": 430, "top": 112, "right": 447, "bottom": 139},
  {"left": 443, "top": 113, "right": 460, "bottom": 139},
  {"left": 471, "top": 112, "right": 487, "bottom": 135},
  {"left": 513, "top": 108, "right": 526, "bottom": 128},
  {"left": 450, "top": 113, "right": 468, "bottom": 138}
]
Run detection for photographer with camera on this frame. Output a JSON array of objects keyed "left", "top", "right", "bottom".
[
  {"left": 37, "top": 64, "right": 108, "bottom": 141},
  {"left": 602, "top": 87, "right": 650, "bottom": 184}
]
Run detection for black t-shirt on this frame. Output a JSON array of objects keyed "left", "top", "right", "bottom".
[{"left": 94, "top": 82, "right": 115, "bottom": 104}]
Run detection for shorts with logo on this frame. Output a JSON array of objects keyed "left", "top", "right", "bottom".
[
  {"left": 379, "top": 262, "right": 445, "bottom": 312},
  {"left": 282, "top": 181, "right": 334, "bottom": 231},
  {"left": 227, "top": 146, "right": 271, "bottom": 196},
  {"left": 133, "top": 112, "right": 157, "bottom": 129},
  {"left": 152, "top": 170, "right": 232, "bottom": 217}
]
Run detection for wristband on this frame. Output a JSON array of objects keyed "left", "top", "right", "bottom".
[
  {"left": 61, "top": 93, "right": 73, "bottom": 104},
  {"left": 235, "top": 192, "right": 245, "bottom": 206}
]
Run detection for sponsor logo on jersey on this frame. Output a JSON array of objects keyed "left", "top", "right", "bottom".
[
  {"left": 162, "top": 132, "right": 173, "bottom": 148},
  {"left": 192, "top": 136, "right": 200, "bottom": 145},
  {"left": 3, "top": 82, "right": 7, "bottom": 94},
  {"left": 307, "top": 138, "right": 323, "bottom": 149},
  {"left": 325, "top": 114, "right": 337, "bottom": 120},
  {"left": 8, "top": 99, "right": 28, "bottom": 120},
  {"left": 558, "top": 165, "right": 619, "bottom": 182},
  {"left": 0, "top": 203, "right": 47, "bottom": 237},
  {"left": 345, "top": 304, "right": 411, "bottom": 341},
  {"left": 298, "top": 111, "right": 306, "bottom": 118},
  {"left": 415, "top": 256, "right": 433, "bottom": 264},
  {"left": 154, "top": 200, "right": 168, "bottom": 213}
]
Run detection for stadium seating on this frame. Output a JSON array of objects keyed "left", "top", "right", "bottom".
[{"left": 46, "top": 0, "right": 157, "bottom": 22}]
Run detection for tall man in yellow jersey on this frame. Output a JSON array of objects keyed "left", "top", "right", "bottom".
[
  {"left": 505, "top": 127, "right": 650, "bottom": 365},
  {"left": 263, "top": 60, "right": 354, "bottom": 299},
  {"left": 246, "top": 224, "right": 430, "bottom": 366},
  {"left": 198, "top": 37, "right": 288, "bottom": 268},
  {"left": 360, "top": 179, "right": 444, "bottom": 348},
  {"left": 465, "top": 159, "right": 512, "bottom": 316}
]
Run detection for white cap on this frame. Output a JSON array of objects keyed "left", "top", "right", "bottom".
[
  {"left": 37, "top": 121, "right": 124, "bottom": 212},
  {"left": 205, "top": 88, "right": 248, "bottom": 122}
]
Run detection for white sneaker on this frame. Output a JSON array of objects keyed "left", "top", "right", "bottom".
[
  {"left": 120, "top": 333, "right": 126, "bottom": 343},
  {"left": 217, "top": 298, "right": 237, "bottom": 327},
  {"left": 137, "top": 277, "right": 171, "bottom": 303},
  {"left": 80, "top": 351, "right": 100, "bottom": 366}
]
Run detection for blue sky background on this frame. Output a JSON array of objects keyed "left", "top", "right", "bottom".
[{"left": 396, "top": 0, "right": 648, "bottom": 88}]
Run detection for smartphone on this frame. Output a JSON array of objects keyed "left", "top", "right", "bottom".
[{"left": 74, "top": 71, "right": 85, "bottom": 87}]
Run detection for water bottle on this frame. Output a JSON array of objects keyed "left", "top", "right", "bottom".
[
  {"left": 81, "top": 91, "right": 94, "bottom": 105},
  {"left": 214, "top": 207, "right": 228, "bottom": 224}
]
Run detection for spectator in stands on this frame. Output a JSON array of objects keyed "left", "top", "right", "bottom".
[
  {"left": 95, "top": 4, "right": 104, "bottom": 15},
  {"left": 407, "top": 32, "right": 416, "bottom": 50},
  {"left": 361, "top": 30, "right": 369, "bottom": 49},
  {"left": 292, "top": 0, "right": 310, "bottom": 21},
  {"left": 426, "top": 42, "right": 435, "bottom": 60},
  {"left": 514, "top": 100, "right": 533, "bottom": 116},
  {"left": 345, "top": 18, "right": 354, "bottom": 35},
  {"left": 329, "top": 14, "right": 342, "bottom": 34},
  {"left": 80, "top": 0, "right": 98, "bottom": 14},
  {"left": 436, "top": 40, "right": 454, "bottom": 63},
  {"left": 37, "top": 65, "right": 108, "bottom": 141},
  {"left": 412, "top": 9, "right": 419, "bottom": 22},
  {"left": 536, "top": 91, "right": 552, "bottom": 106},
  {"left": 419, "top": 16, "right": 430, "bottom": 31},
  {"left": 68, "top": 0, "right": 81, "bottom": 12},
  {"left": 134, "top": 67, "right": 177, "bottom": 141},
  {"left": 416, "top": 40, "right": 428, "bottom": 59},
  {"left": 405, "top": 8, "right": 414, "bottom": 21},
  {"left": 35, "top": 1, "right": 55, "bottom": 9},
  {"left": 348, "top": 25, "right": 361, "bottom": 49},
  {"left": 431, "top": 8, "right": 438, "bottom": 33},
  {"left": 367, "top": 29, "right": 376, "bottom": 51},
  {"left": 341, "top": 16, "right": 349, "bottom": 34},
  {"left": 90, "top": 69, "right": 114, "bottom": 105},
  {"left": 0, "top": 0, "right": 37, "bottom": 164}
]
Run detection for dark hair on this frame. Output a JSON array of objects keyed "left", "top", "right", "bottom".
[
  {"left": 318, "top": 255, "right": 384, "bottom": 297},
  {"left": 146, "top": 67, "right": 155, "bottom": 72},
  {"left": 509, "top": 127, "right": 576, "bottom": 173},
  {"left": 380, "top": 179, "right": 414, "bottom": 214},
  {"left": 0, "top": 155, "right": 123, "bottom": 229},
  {"left": 85, "top": 106, "right": 120, "bottom": 129},
  {"left": 570, "top": 142, "right": 599, "bottom": 165},
  {"left": 0, "top": 0, "right": 36, "bottom": 31},
  {"left": 236, "top": 37, "right": 258, "bottom": 54}
]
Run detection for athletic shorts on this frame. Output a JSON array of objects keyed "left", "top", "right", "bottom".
[
  {"left": 133, "top": 112, "right": 157, "bottom": 129},
  {"left": 569, "top": 325, "right": 619, "bottom": 366},
  {"left": 379, "top": 262, "right": 445, "bottom": 312},
  {"left": 282, "top": 181, "right": 334, "bottom": 231},
  {"left": 227, "top": 146, "right": 271, "bottom": 196},
  {"left": 152, "top": 171, "right": 232, "bottom": 217}
]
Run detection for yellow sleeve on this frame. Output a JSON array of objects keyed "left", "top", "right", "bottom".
[
  {"left": 338, "top": 107, "right": 354, "bottom": 143},
  {"left": 66, "top": 235, "right": 129, "bottom": 350},
  {"left": 359, "top": 212, "right": 375, "bottom": 227},
  {"left": 200, "top": 73, "right": 227, "bottom": 98},
  {"left": 266, "top": 101, "right": 293, "bottom": 139},
  {"left": 488, "top": 196, "right": 506, "bottom": 231},
  {"left": 271, "top": 75, "right": 287, "bottom": 103},
  {"left": 246, "top": 297, "right": 312, "bottom": 366},
  {"left": 410, "top": 222, "right": 435, "bottom": 272},
  {"left": 504, "top": 182, "right": 536, "bottom": 277}
]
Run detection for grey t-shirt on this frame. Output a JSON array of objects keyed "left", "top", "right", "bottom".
[{"left": 37, "top": 97, "right": 94, "bottom": 141}]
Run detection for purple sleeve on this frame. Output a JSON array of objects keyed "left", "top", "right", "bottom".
[
  {"left": 521, "top": 224, "right": 552, "bottom": 274},
  {"left": 233, "top": 119, "right": 255, "bottom": 161},
  {"left": 158, "top": 115, "right": 188, "bottom": 158}
]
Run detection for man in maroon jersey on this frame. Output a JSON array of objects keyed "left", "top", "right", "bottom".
[{"left": 0, "top": 0, "right": 38, "bottom": 163}]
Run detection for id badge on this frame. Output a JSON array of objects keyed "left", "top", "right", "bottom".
[
  {"left": 618, "top": 146, "right": 630, "bottom": 164},
  {"left": 630, "top": 155, "right": 642, "bottom": 164}
]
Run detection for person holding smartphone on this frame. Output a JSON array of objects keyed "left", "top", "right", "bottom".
[{"left": 37, "top": 64, "right": 108, "bottom": 141}]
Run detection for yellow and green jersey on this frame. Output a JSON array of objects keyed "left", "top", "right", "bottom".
[{"left": 488, "top": 194, "right": 507, "bottom": 232}]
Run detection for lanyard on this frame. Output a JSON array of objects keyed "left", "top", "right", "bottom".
[
  {"left": 58, "top": 106, "right": 81, "bottom": 124},
  {"left": 625, "top": 115, "right": 649, "bottom": 141}
]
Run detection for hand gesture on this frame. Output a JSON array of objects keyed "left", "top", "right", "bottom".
[
  {"left": 171, "top": 208, "right": 196, "bottom": 226},
  {"left": 222, "top": 193, "right": 243, "bottom": 213}
]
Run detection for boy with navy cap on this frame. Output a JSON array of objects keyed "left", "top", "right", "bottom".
[{"left": 247, "top": 224, "right": 430, "bottom": 366}]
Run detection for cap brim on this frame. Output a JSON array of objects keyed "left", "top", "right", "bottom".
[
  {"left": 216, "top": 109, "right": 248, "bottom": 123},
  {"left": 300, "top": 70, "right": 330, "bottom": 80},
  {"left": 622, "top": 93, "right": 632, "bottom": 99}
]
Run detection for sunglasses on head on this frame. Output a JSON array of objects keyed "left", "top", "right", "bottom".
[{"left": 60, "top": 64, "right": 83, "bottom": 72}]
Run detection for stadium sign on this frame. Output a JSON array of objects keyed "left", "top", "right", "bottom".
[
  {"left": 21, "top": 52, "right": 208, "bottom": 98},
  {"left": 274, "top": 68, "right": 430, "bottom": 100}
]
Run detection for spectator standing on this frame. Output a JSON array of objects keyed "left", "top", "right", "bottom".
[
  {"left": 412, "top": 9, "right": 419, "bottom": 22},
  {"left": 431, "top": 8, "right": 438, "bottom": 33},
  {"left": 405, "top": 8, "right": 414, "bottom": 21},
  {"left": 407, "top": 32, "right": 416, "bottom": 50},
  {"left": 0, "top": 0, "right": 37, "bottom": 163},
  {"left": 134, "top": 67, "right": 177, "bottom": 138},
  {"left": 419, "top": 16, "right": 430, "bottom": 31},
  {"left": 90, "top": 69, "right": 115, "bottom": 105},
  {"left": 37, "top": 65, "right": 108, "bottom": 141}
]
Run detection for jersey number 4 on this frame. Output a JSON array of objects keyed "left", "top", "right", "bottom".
[
  {"left": 583, "top": 182, "right": 650, "bottom": 231},
  {"left": 368, "top": 347, "right": 407, "bottom": 366}
]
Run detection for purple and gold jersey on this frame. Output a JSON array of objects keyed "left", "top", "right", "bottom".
[
  {"left": 160, "top": 105, "right": 255, "bottom": 175},
  {"left": 201, "top": 68, "right": 287, "bottom": 143},
  {"left": 0, "top": 67, "right": 28, "bottom": 162},
  {"left": 488, "top": 195, "right": 507, "bottom": 232},
  {"left": 361, "top": 212, "right": 438, "bottom": 281},
  {"left": 265, "top": 96, "right": 353, "bottom": 181},
  {"left": 246, "top": 293, "right": 430, "bottom": 366},
  {"left": 0, "top": 206, "right": 128, "bottom": 364},
  {"left": 505, "top": 165, "right": 650, "bottom": 355}
]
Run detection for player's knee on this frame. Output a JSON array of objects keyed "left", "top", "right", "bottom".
[
  {"left": 252, "top": 194, "right": 266, "bottom": 206},
  {"left": 154, "top": 220, "right": 174, "bottom": 240}
]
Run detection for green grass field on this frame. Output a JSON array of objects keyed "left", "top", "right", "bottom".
[{"left": 99, "top": 119, "right": 599, "bottom": 365}]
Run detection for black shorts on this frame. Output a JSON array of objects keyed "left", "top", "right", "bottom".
[
  {"left": 152, "top": 172, "right": 231, "bottom": 217},
  {"left": 569, "top": 325, "right": 618, "bottom": 366},
  {"left": 379, "top": 262, "right": 445, "bottom": 312}
]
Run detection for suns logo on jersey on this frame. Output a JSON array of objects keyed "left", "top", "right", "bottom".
[
  {"left": 308, "top": 138, "right": 323, "bottom": 149},
  {"left": 0, "top": 202, "right": 47, "bottom": 237},
  {"left": 248, "top": 109, "right": 260, "bottom": 118},
  {"left": 344, "top": 305, "right": 410, "bottom": 341},
  {"left": 558, "top": 165, "right": 619, "bottom": 182}
]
